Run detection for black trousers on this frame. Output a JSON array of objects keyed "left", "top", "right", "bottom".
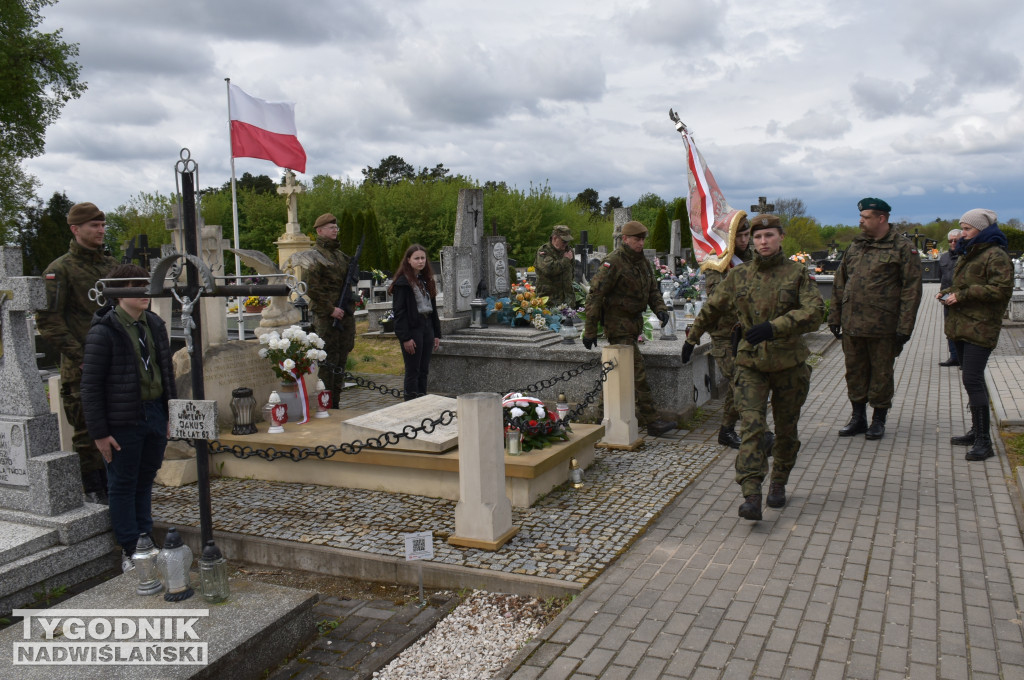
[
  {"left": 955, "top": 341, "right": 992, "bottom": 408},
  {"left": 401, "top": 323, "right": 435, "bottom": 401}
]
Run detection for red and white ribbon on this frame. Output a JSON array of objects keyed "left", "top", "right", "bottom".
[{"left": 281, "top": 364, "right": 311, "bottom": 424}]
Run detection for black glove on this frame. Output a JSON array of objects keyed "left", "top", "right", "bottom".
[
  {"left": 582, "top": 336, "right": 596, "bottom": 350},
  {"left": 828, "top": 324, "right": 842, "bottom": 341},
  {"left": 656, "top": 311, "right": 670, "bottom": 327},
  {"left": 745, "top": 322, "right": 774, "bottom": 345},
  {"left": 681, "top": 342, "right": 695, "bottom": 364},
  {"left": 895, "top": 333, "right": 911, "bottom": 356}
]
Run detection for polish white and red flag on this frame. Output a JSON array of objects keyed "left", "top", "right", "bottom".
[
  {"left": 228, "top": 84, "right": 306, "bottom": 173},
  {"left": 676, "top": 121, "right": 746, "bottom": 273}
]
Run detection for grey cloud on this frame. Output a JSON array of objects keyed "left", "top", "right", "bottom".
[
  {"left": 619, "top": 0, "right": 726, "bottom": 52},
  {"left": 850, "top": 76, "right": 911, "bottom": 119},
  {"left": 781, "top": 110, "right": 851, "bottom": 141}
]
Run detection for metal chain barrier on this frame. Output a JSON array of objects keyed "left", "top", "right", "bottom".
[
  {"left": 507, "top": 356, "right": 604, "bottom": 395},
  {"left": 204, "top": 408, "right": 457, "bottom": 461},
  {"left": 503, "top": 359, "right": 616, "bottom": 434}
]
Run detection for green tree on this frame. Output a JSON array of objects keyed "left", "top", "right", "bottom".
[
  {"left": 671, "top": 198, "right": 692, "bottom": 252},
  {"left": 361, "top": 155, "right": 415, "bottom": 186},
  {"left": 650, "top": 206, "right": 670, "bottom": 254},
  {"left": 630, "top": 193, "right": 667, "bottom": 232},
  {"left": 574, "top": 188, "right": 601, "bottom": 216},
  {"left": 0, "top": 0, "right": 86, "bottom": 233},
  {"left": 215, "top": 172, "right": 276, "bottom": 195},
  {"left": 603, "top": 196, "right": 623, "bottom": 216},
  {"left": 15, "top": 190, "right": 71, "bottom": 274},
  {"left": 107, "top": 191, "right": 173, "bottom": 259},
  {"left": 361, "top": 210, "right": 385, "bottom": 270},
  {"left": 782, "top": 216, "right": 825, "bottom": 256}
]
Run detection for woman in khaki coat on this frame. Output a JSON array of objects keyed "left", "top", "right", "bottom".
[{"left": 938, "top": 209, "right": 1014, "bottom": 461}]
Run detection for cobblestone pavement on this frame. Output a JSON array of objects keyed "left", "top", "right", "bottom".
[{"left": 499, "top": 283, "right": 1024, "bottom": 679}]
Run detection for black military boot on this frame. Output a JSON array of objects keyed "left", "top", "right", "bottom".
[
  {"left": 965, "top": 405, "right": 994, "bottom": 461},
  {"left": 865, "top": 408, "right": 888, "bottom": 441},
  {"left": 760, "top": 431, "right": 775, "bottom": 458},
  {"left": 718, "top": 426, "right": 741, "bottom": 449},
  {"left": 938, "top": 356, "right": 960, "bottom": 367},
  {"left": 766, "top": 482, "right": 786, "bottom": 508},
  {"left": 951, "top": 415, "right": 976, "bottom": 445},
  {"left": 646, "top": 419, "right": 676, "bottom": 438},
  {"left": 738, "top": 494, "right": 762, "bottom": 521},
  {"left": 838, "top": 402, "right": 868, "bottom": 437}
]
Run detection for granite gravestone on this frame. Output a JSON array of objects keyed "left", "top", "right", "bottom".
[
  {"left": 0, "top": 246, "right": 113, "bottom": 615},
  {"left": 440, "top": 189, "right": 488, "bottom": 329},
  {"left": 612, "top": 206, "right": 632, "bottom": 252}
]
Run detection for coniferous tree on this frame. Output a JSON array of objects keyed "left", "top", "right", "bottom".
[
  {"left": 650, "top": 206, "right": 670, "bottom": 254},
  {"left": 672, "top": 199, "right": 692, "bottom": 251},
  {"left": 361, "top": 210, "right": 385, "bottom": 271}
]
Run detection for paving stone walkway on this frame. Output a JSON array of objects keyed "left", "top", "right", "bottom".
[{"left": 498, "top": 283, "right": 1024, "bottom": 679}]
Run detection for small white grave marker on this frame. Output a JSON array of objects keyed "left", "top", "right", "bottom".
[
  {"left": 403, "top": 531, "right": 434, "bottom": 561},
  {"left": 168, "top": 399, "right": 219, "bottom": 440}
]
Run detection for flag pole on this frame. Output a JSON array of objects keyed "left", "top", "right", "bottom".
[{"left": 225, "top": 77, "right": 245, "bottom": 339}]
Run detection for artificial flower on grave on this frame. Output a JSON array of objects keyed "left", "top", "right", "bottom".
[
  {"left": 257, "top": 325, "right": 327, "bottom": 383},
  {"left": 789, "top": 251, "right": 812, "bottom": 264},
  {"left": 652, "top": 258, "right": 673, "bottom": 281},
  {"left": 244, "top": 295, "right": 269, "bottom": 310},
  {"left": 485, "top": 296, "right": 514, "bottom": 325},
  {"left": 369, "top": 268, "right": 389, "bottom": 284},
  {"left": 673, "top": 266, "right": 705, "bottom": 300},
  {"left": 501, "top": 392, "right": 570, "bottom": 452},
  {"left": 355, "top": 291, "right": 367, "bottom": 311}
]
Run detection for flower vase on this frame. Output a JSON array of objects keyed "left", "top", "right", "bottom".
[
  {"left": 245, "top": 305, "right": 264, "bottom": 314},
  {"left": 276, "top": 380, "right": 302, "bottom": 424},
  {"left": 381, "top": 319, "right": 394, "bottom": 333}
]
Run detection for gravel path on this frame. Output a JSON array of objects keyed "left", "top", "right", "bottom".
[{"left": 373, "top": 590, "right": 553, "bottom": 679}]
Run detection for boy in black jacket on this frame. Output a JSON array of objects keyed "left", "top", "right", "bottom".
[{"left": 82, "top": 264, "right": 176, "bottom": 571}]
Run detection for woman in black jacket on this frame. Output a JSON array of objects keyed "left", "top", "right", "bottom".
[{"left": 389, "top": 245, "right": 441, "bottom": 401}]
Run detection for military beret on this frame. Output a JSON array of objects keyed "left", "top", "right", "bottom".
[
  {"left": 735, "top": 216, "right": 751, "bottom": 233},
  {"left": 67, "top": 202, "right": 105, "bottom": 226},
  {"left": 857, "top": 197, "right": 891, "bottom": 213},
  {"left": 314, "top": 213, "right": 338, "bottom": 230},
  {"left": 621, "top": 221, "right": 648, "bottom": 237},
  {"left": 552, "top": 224, "right": 574, "bottom": 241},
  {"left": 749, "top": 214, "right": 782, "bottom": 234},
  {"left": 959, "top": 208, "right": 997, "bottom": 230}
]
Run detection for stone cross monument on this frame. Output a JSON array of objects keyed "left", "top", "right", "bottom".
[
  {"left": 612, "top": 206, "right": 632, "bottom": 252},
  {"left": 276, "top": 170, "right": 312, "bottom": 270}
]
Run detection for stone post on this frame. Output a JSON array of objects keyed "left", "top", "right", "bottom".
[
  {"left": 600, "top": 344, "right": 640, "bottom": 449},
  {"left": 448, "top": 392, "right": 518, "bottom": 551},
  {"left": 612, "top": 207, "right": 632, "bottom": 252}
]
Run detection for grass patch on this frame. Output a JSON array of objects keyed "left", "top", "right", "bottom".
[
  {"left": 350, "top": 319, "right": 404, "bottom": 375},
  {"left": 1003, "top": 431, "right": 1024, "bottom": 470}
]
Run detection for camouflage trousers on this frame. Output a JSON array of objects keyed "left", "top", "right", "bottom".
[
  {"left": 734, "top": 362, "right": 811, "bottom": 497},
  {"left": 607, "top": 335, "right": 658, "bottom": 424},
  {"left": 60, "top": 376, "right": 105, "bottom": 479},
  {"left": 315, "top": 317, "right": 356, "bottom": 407},
  {"left": 711, "top": 339, "right": 739, "bottom": 428},
  {"left": 841, "top": 335, "right": 900, "bottom": 409}
]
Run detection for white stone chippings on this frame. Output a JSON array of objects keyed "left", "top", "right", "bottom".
[{"left": 373, "top": 590, "right": 547, "bottom": 679}]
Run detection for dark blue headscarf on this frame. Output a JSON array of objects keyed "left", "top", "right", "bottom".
[{"left": 958, "top": 223, "right": 1008, "bottom": 254}]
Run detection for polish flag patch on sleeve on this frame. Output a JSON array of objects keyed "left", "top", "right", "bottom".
[
  {"left": 45, "top": 273, "right": 56, "bottom": 279},
  {"left": 602, "top": 262, "right": 611, "bottom": 268}
]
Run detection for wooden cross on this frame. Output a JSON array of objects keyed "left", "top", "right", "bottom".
[{"left": 750, "top": 196, "right": 774, "bottom": 214}]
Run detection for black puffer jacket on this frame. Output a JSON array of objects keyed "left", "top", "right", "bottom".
[
  {"left": 391, "top": 274, "right": 441, "bottom": 343},
  {"left": 81, "top": 306, "right": 176, "bottom": 440}
]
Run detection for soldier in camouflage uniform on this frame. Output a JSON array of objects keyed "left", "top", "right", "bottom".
[
  {"left": 939, "top": 209, "right": 1014, "bottom": 461},
  {"left": 37, "top": 202, "right": 118, "bottom": 502},
  {"left": 683, "top": 215, "right": 824, "bottom": 521},
  {"left": 828, "top": 198, "right": 922, "bottom": 441},
  {"left": 701, "top": 216, "right": 752, "bottom": 449},
  {"left": 306, "top": 213, "right": 356, "bottom": 408},
  {"left": 582, "top": 221, "right": 676, "bottom": 437},
  {"left": 534, "top": 225, "right": 576, "bottom": 308}
]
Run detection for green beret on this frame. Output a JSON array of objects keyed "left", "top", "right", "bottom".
[
  {"left": 749, "top": 214, "right": 781, "bottom": 234},
  {"left": 857, "top": 197, "right": 891, "bottom": 213},
  {"left": 67, "top": 202, "right": 105, "bottom": 226},
  {"left": 314, "top": 213, "right": 338, "bottom": 230},
  {"left": 551, "top": 225, "right": 574, "bottom": 242},
  {"left": 621, "top": 221, "right": 648, "bottom": 237}
]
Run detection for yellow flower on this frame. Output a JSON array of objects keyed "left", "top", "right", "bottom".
[{"left": 495, "top": 301, "right": 503, "bottom": 310}]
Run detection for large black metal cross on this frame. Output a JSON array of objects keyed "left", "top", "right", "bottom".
[
  {"left": 94, "top": 150, "right": 294, "bottom": 550},
  {"left": 574, "top": 230, "right": 593, "bottom": 284}
]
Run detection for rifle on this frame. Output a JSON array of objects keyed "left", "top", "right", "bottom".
[{"left": 332, "top": 234, "right": 365, "bottom": 330}]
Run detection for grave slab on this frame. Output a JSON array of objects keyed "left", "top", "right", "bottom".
[
  {"left": 0, "top": 574, "right": 318, "bottom": 679},
  {"left": 341, "top": 394, "right": 459, "bottom": 453}
]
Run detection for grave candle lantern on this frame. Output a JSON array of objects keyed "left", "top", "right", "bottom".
[
  {"left": 156, "top": 527, "right": 194, "bottom": 602},
  {"left": 569, "top": 457, "right": 584, "bottom": 489},
  {"left": 198, "top": 540, "right": 230, "bottom": 604},
  {"left": 556, "top": 393, "right": 569, "bottom": 421},
  {"left": 505, "top": 427, "right": 522, "bottom": 456},
  {"left": 132, "top": 533, "right": 163, "bottom": 596},
  {"left": 315, "top": 379, "right": 331, "bottom": 418},
  {"left": 267, "top": 391, "right": 286, "bottom": 433},
  {"left": 470, "top": 298, "right": 488, "bottom": 328},
  {"left": 230, "top": 387, "right": 257, "bottom": 435}
]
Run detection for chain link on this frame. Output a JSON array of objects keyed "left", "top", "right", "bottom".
[{"left": 205, "top": 409, "right": 457, "bottom": 461}]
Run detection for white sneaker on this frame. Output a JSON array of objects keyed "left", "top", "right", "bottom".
[{"left": 121, "top": 551, "right": 135, "bottom": 573}]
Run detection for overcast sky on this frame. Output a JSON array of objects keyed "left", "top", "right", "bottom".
[{"left": 26, "top": 0, "right": 1024, "bottom": 227}]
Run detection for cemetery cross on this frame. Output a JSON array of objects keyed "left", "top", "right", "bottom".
[{"left": 750, "top": 196, "right": 775, "bottom": 214}]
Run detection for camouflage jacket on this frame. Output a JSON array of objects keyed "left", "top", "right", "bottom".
[
  {"left": 942, "top": 241, "right": 1013, "bottom": 349},
  {"left": 583, "top": 244, "right": 668, "bottom": 339},
  {"left": 701, "top": 246, "right": 752, "bottom": 346},
  {"left": 37, "top": 239, "right": 118, "bottom": 377},
  {"left": 534, "top": 240, "right": 575, "bottom": 307},
  {"left": 306, "top": 236, "right": 353, "bottom": 323},
  {"left": 689, "top": 249, "right": 824, "bottom": 373},
  {"left": 828, "top": 227, "right": 922, "bottom": 337}
]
